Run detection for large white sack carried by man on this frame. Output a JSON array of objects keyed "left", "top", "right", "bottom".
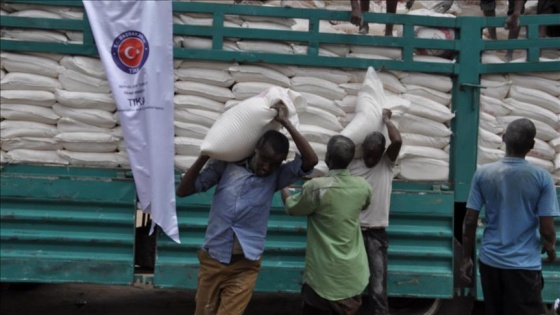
[
  {"left": 340, "top": 67, "right": 386, "bottom": 147},
  {"left": 200, "top": 86, "right": 303, "bottom": 162}
]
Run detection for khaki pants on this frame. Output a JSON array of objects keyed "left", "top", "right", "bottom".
[{"left": 194, "top": 250, "right": 261, "bottom": 315}]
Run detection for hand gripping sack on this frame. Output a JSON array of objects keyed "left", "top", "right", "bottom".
[{"left": 200, "top": 87, "right": 303, "bottom": 162}]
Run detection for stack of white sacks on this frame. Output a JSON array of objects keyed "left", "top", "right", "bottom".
[
  {"left": 0, "top": 3, "right": 559, "bottom": 183},
  {"left": 477, "top": 73, "right": 560, "bottom": 184}
]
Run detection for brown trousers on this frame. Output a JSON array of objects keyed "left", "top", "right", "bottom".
[{"left": 194, "top": 250, "right": 262, "bottom": 315}]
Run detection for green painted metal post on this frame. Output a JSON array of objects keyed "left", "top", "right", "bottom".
[{"left": 450, "top": 17, "right": 484, "bottom": 202}]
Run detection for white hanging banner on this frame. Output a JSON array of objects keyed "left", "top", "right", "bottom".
[{"left": 83, "top": 0, "right": 179, "bottom": 242}]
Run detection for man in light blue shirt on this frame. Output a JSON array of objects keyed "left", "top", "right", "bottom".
[
  {"left": 176, "top": 102, "right": 318, "bottom": 315},
  {"left": 460, "top": 118, "right": 559, "bottom": 315}
]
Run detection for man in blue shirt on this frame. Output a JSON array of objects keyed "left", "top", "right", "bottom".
[
  {"left": 460, "top": 118, "right": 559, "bottom": 315},
  {"left": 176, "top": 102, "right": 318, "bottom": 315}
]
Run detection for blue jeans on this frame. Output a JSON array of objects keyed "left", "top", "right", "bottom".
[{"left": 362, "top": 228, "right": 389, "bottom": 315}]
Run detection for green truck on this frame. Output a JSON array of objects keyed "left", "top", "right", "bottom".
[{"left": 1, "top": 1, "right": 559, "bottom": 314}]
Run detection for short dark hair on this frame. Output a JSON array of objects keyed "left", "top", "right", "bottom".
[
  {"left": 256, "top": 130, "right": 289, "bottom": 155},
  {"left": 504, "top": 118, "right": 536, "bottom": 155},
  {"left": 327, "top": 135, "right": 355, "bottom": 169},
  {"left": 362, "top": 132, "right": 386, "bottom": 151}
]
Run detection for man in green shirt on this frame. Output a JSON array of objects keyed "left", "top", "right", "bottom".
[{"left": 282, "top": 135, "right": 372, "bottom": 315}]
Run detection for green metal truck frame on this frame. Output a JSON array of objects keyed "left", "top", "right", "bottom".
[{"left": 1, "top": 0, "right": 559, "bottom": 307}]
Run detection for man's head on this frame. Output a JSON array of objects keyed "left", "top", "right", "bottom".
[
  {"left": 325, "top": 135, "right": 355, "bottom": 170},
  {"left": 362, "top": 132, "right": 386, "bottom": 168},
  {"left": 252, "top": 130, "right": 289, "bottom": 177},
  {"left": 503, "top": 118, "right": 536, "bottom": 157}
]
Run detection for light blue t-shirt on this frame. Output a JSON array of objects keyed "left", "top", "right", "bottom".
[{"left": 467, "top": 157, "right": 559, "bottom": 270}]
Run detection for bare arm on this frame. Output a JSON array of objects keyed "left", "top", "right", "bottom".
[
  {"left": 383, "top": 109, "right": 402, "bottom": 162},
  {"left": 460, "top": 208, "right": 480, "bottom": 284},
  {"left": 272, "top": 102, "right": 318, "bottom": 172},
  {"left": 505, "top": 0, "right": 524, "bottom": 30},
  {"left": 176, "top": 154, "right": 210, "bottom": 197},
  {"left": 540, "top": 216, "right": 557, "bottom": 263}
]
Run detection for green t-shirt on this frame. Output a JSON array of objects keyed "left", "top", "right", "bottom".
[{"left": 285, "top": 169, "right": 372, "bottom": 301}]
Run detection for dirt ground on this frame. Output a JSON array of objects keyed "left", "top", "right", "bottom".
[
  {"left": 3, "top": 282, "right": 554, "bottom": 315},
  {"left": 0, "top": 283, "right": 302, "bottom": 315}
]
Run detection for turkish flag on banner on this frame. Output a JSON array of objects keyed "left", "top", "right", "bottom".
[{"left": 83, "top": 0, "right": 179, "bottom": 242}]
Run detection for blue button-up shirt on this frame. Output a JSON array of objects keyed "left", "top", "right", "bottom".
[{"left": 195, "top": 154, "right": 308, "bottom": 264}]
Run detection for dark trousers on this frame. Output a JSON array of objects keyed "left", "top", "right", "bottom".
[
  {"left": 479, "top": 260, "right": 545, "bottom": 315},
  {"left": 362, "top": 228, "right": 389, "bottom": 315}
]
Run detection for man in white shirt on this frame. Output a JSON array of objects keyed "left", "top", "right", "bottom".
[{"left": 349, "top": 108, "right": 402, "bottom": 315}]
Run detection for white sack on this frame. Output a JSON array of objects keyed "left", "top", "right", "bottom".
[
  {"left": 479, "top": 112, "right": 504, "bottom": 134},
  {"left": 1, "top": 90, "right": 56, "bottom": 107},
  {"left": 57, "top": 150, "right": 118, "bottom": 168},
  {"left": 55, "top": 89, "right": 116, "bottom": 112},
  {"left": 229, "top": 65, "right": 291, "bottom": 87},
  {"left": 1, "top": 52, "right": 60, "bottom": 77},
  {"left": 340, "top": 67, "right": 385, "bottom": 146},
  {"left": 395, "top": 113, "right": 453, "bottom": 137},
  {"left": 480, "top": 95, "right": 511, "bottom": 117},
  {"left": 52, "top": 103, "right": 117, "bottom": 128},
  {"left": 399, "top": 145, "right": 449, "bottom": 161},
  {"left": 232, "top": 82, "right": 277, "bottom": 100},
  {"left": 401, "top": 133, "right": 449, "bottom": 149},
  {"left": 385, "top": 95, "right": 411, "bottom": 114},
  {"left": 60, "top": 56, "right": 106, "bottom": 79},
  {"left": 298, "top": 106, "right": 344, "bottom": 131},
  {"left": 200, "top": 87, "right": 302, "bottom": 161},
  {"left": 57, "top": 117, "right": 112, "bottom": 134},
  {"left": 480, "top": 79, "right": 511, "bottom": 100},
  {"left": 1, "top": 72, "right": 61, "bottom": 92},
  {"left": 4, "top": 149, "right": 68, "bottom": 165},
  {"left": 174, "top": 137, "right": 202, "bottom": 156},
  {"left": 1, "top": 120, "right": 58, "bottom": 138},
  {"left": 291, "top": 76, "right": 347, "bottom": 100},
  {"left": 174, "top": 121, "right": 209, "bottom": 139},
  {"left": 1, "top": 137, "right": 61, "bottom": 151},
  {"left": 174, "top": 108, "right": 220, "bottom": 128},
  {"left": 478, "top": 128, "right": 503, "bottom": 149},
  {"left": 377, "top": 71, "right": 406, "bottom": 94},
  {"left": 299, "top": 92, "right": 345, "bottom": 117},
  {"left": 179, "top": 60, "right": 236, "bottom": 71},
  {"left": 175, "top": 81, "right": 235, "bottom": 102},
  {"left": 397, "top": 157, "right": 449, "bottom": 181},
  {"left": 237, "top": 40, "right": 293, "bottom": 54},
  {"left": 339, "top": 83, "right": 362, "bottom": 96},
  {"left": 293, "top": 67, "right": 352, "bottom": 84},
  {"left": 399, "top": 72, "right": 452, "bottom": 93},
  {"left": 174, "top": 155, "right": 198, "bottom": 172},
  {"left": 2, "top": 29, "right": 68, "bottom": 43},
  {"left": 336, "top": 95, "right": 358, "bottom": 113},
  {"left": 508, "top": 85, "right": 560, "bottom": 114},
  {"left": 58, "top": 68, "right": 111, "bottom": 93},
  {"left": 297, "top": 124, "right": 338, "bottom": 144},
  {"left": 510, "top": 74, "right": 560, "bottom": 97},
  {"left": 478, "top": 146, "right": 505, "bottom": 165},
  {"left": 175, "top": 68, "right": 234, "bottom": 87},
  {"left": 504, "top": 98, "right": 559, "bottom": 129},
  {"left": 551, "top": 137, "right": 560, "bottom": 152},
  {"left": 1, "top": 104, "right": 59, "bottom": 124},
  {"left": 403, "top": 94, "right": 455, "bottom": 123},
  {"left": 405, "top": 85, "right": 451, "bottom": 106},
  {"left": 174, "top": 95, "right": 224, "bottom": 112},
  {"left": 54, "top": 132, "right": 119, "bottom": 153}
]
